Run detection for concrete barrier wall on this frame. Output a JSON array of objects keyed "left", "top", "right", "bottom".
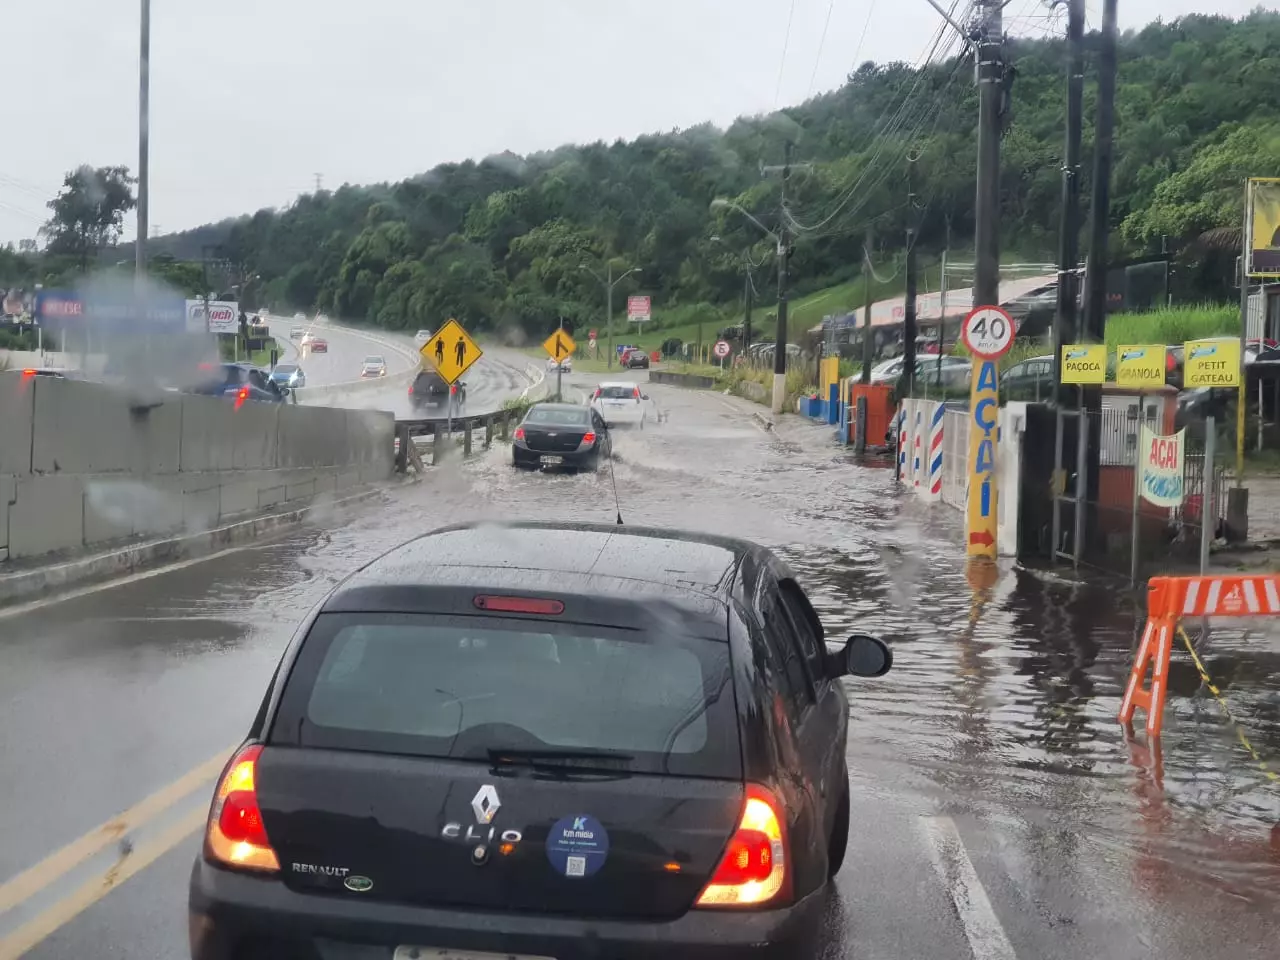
[{"left": 0, "top": 373, "right": 393, "bottom": 562}]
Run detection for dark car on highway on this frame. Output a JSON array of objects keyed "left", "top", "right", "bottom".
[
  {"left": 187, "top": 520, "right": 892, "bottom": 960},
  {"left": 622, "top": 347, "right": 651, "bottom": 369},
  {"left": 188, "top": 363, "right": 287, "bottom": 404},
  {"left": 409, "top": 368, "right": 466, "bottom": 412},
  {"left": 513, "top": 402, "right": 612, "bottom": 471}
]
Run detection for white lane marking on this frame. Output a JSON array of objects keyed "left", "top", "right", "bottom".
[{"left": 920, "top": 816, "right": 1018, "bottom": 960}]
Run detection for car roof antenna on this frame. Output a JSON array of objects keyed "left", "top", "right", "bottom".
[{"left": 606, "top": 426, "right": 623, "bottom": 525}]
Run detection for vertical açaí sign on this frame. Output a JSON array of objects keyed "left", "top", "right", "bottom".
[{"left": 1138, "top": 424, "right": 1185, "bottom": 508}]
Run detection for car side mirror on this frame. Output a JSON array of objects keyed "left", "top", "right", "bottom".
[{"left": 830, "top": 634, "right": 892, "bottom": 678}]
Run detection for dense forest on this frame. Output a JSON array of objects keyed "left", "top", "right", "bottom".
[{"left": 10, "top": 11, "right": 1280, "bottom": 341}]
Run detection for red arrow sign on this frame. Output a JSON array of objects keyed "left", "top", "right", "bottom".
[{"left": 968, "top": 531, "right": 995, "bottom": 548}]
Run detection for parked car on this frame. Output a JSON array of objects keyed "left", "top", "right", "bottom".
[
  {"left": 870, "top": 355, "right": 970, "bottom": 389},
  {"left": 999, "top": 355, "right": 1055, "bottom": 402},
  {"left": 360, "top": 355, "right": 388, "bottom": 378}
]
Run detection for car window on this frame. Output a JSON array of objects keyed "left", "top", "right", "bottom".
[
  {"left": 526, "top": 407, "right": 592, "bottom": 426},
  {"left": 777, "top": 578, "right": 826, "bottom": 686},
  {"left": 760, "top": 586, "right": 815, "bottom": 716},
  {"left": 275, "top": 364, "right": 297, "bottom": 375},
  {"left": 599, "top": 386, "right": 634, "bottom": 399},
  {"left": 271, "top": 614, "right": 741, "bottom": 779},
  {"left": 249, "top": 369, "right": 268, "bottom": 389}
]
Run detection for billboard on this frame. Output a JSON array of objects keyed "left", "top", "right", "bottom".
[
  {"left": 186, "top": 299, "right": 239, "bottom": 334},
  {"left": 1245, "top": 177, "right": 1280, "bottom": 278},
  {"left": 627, "top": 295, "right": 651, "bottom": 321},
  {"left": 34, "top": 289, "right": 187, "bottom": 334}
]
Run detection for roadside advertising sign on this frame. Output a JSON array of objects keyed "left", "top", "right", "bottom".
[
  {"left": 627, "top": 296, "right": 651, "bottom": 321},
  {"left": 1060, "top": 344, "right": 1107, "bottom": 384},
  {"left": 1115, "top": 345, "right": 1166, "bottom": 388},
  {"left": 1139, "top": 424, "right": 1186, "bottom": 508},
  {"left": 962, "top": 305, "right": 1015, "bottom": 561},
  {"left": 186, "top": 299, "right": 239, "bottom": 334},
  {"left": 1245, "top": 177, "right": 1280, "bottom": 278},
  {"left": 1183, "top": 338, "right": 1241, "bottom": 388}
]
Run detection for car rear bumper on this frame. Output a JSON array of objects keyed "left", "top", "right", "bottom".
[
  {"left": 513, "top": 444, "right": 596, "bottom": 469},
  {"left": 189, "top": 860, "right": 823, "bottom": 960}
]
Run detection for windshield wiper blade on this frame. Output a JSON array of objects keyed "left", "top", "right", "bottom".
[{"left": 487, "top": 747, "right": 634, "bottom": 767}]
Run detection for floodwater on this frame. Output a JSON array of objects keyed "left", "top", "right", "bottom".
[{"left": 2, "top": 372, "right": 1277, "bottom": 960}]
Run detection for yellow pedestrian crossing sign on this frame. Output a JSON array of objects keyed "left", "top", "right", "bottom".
[
  {"left": 421, "top": 318, "right": 482, "bottom": 384},
  {"left": 542, "top": 329, "right": 576, "bottom": 362}
]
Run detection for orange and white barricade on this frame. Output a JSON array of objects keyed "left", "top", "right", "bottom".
[{"left": 1119, "top": 574, "right": 1280, "bottom": 736}]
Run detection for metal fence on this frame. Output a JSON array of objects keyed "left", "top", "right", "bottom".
[
  {"left": 941, "top": 407, "right": 968, "bottom": 510},
  {"left": 1073, "top": 408, "right": 1227, "bottom": 580}
]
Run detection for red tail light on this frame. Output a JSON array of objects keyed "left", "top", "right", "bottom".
[
  {"left": 1166, "top": 352, "right": 1176, "bottom": 372},
  {"left": 204, "top": 744, "right": 280, "bottom": 874},
  {"left": 513, "top": 427, "right": 525, "bottom": 440},
  {"left": 696, "top": 784, "right": 790, "bottom": 908},
  {"left": 234, "top": 386, "right": 249, "bottom": 409},
  {"left": 582, "top": 431, "right": 596, "bottom": 445},
  {"left": 593, "top": 388, "right": 601, "bottom": 399},
  {"left": 633, "top": 387, "right": 641, "bottom": 401},
  {"left": 21, "top": 368, "right": 37, "bottom": 378},
  {"left": 408, "top": 384, "right": 414, "bottom": 394}
]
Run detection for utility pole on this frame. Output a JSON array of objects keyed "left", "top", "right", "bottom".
[
  {"left": 1052, "top": 0, "right": 1085, "bottom": 398},
  {"left": 861, "top": 226, "right": 874, "bottom": 385},
  {"left": 581, "top": 262, "right": 640, "bottom": 370},
  {"left": 314, "top": 173, "right": 324, "bottom": 193},
  {"left": 901, "top": 155, "right": 919, "bottom": 398},
  {"left": 973, "top": 0, "right": 1005, "bottom": 308},
  {"left": 762, "top": 141, "right": 794, "bottom": 414},
  {"left": 1081, "top": 0, "right": 1119, "bottom": 549},
  {"left": 136, "top": 0, "right": 151, "bottom": 284},
  {"left": 742, "top": 269, "right": 753, "bottom": 355}
]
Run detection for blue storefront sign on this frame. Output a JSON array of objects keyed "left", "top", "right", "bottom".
[{"left": 35, "top": 288, "right": 187, "bottom": 334}]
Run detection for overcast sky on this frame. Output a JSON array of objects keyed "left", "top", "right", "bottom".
[{"left": 0, "top": 0, "right": 1267, "bottom": 244}]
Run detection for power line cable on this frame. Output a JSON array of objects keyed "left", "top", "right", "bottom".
[
  {"left": 807, "top": 0, "right": 839, "bottom": 97},
  {"left": 774, "top": 0, "right": 799, "bottom": 108}
]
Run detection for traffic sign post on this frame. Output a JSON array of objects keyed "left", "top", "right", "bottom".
[
  {"left": 960, "top": 305, "right": 1015, "bottom": 560},
  {"left": 713, "top": 339, "right": 731, "bottom": 368},
  {"left": 542, "top": 327, "right": 577, "bottom": 401},
  {"left": 421, "top": 318, "right": 483, "bottom": 439}
]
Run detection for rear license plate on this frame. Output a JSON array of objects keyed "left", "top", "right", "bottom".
[
  {"left": 394, "top": 950, "right": 555, "bottom": 960},
  {"left": 539, "top": 455, "right": 564, "bottom": 465}
]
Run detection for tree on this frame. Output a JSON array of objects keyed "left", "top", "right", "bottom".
[{"left": 41, "top": 165, "right": 137, "bottom": 272}]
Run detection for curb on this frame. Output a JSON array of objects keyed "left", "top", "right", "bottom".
[{"left": 0, "top": 485, "right": 388, "bottom": 611}]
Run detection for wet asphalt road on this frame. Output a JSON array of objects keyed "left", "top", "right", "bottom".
[
  {"left": 264, "top": 316, "right": 535, "bottom": 418},
  {"left": 1, "top": 374, "right": 1279, "bottom": 959}
]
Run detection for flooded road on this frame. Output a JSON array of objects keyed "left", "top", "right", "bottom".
[{"left": 0, "top": 373, "right": 1277, "bottom": 959}]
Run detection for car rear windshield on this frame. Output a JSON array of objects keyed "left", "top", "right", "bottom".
[
  {"left": 598, "top": 386, "right": 635, "bottom": 399},
  {"left": 270, "top": 613, "right": 740, "bottom": 779},
  {"left": 526, "top": 406, "right": 591, "bottom": 426},
  {"left": 274, "top": 364, "right": 297, "bottom": 374},
  {"left": 364, "top": 356, "right": 383, "bottom": 364}
]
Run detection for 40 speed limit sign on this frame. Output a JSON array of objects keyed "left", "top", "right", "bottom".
[{"left": 960, "top": 305, "right": 1015, "bottom": 361}]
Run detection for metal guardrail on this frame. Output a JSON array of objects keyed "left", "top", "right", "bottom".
[{"left": 393, "top": 408, "right": 524, "bottom": 472}]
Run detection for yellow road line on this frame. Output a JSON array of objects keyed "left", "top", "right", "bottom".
[
  {"left": 0, "top": 805, "right": 207, "bottom": 960},
  {"left": 0, "top": 746, "right": 232, "bottom": 917}
]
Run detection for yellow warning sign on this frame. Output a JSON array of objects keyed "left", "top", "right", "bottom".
[
  {"left": 421, "top": 318, "right": 482, "bottom": 384},
  {"left": 1183, "top": 338, "right": 1241, "bottom": 388},
  {"left": 1115, "top": 344, "right": 1167, "bottom": 389},
  {"left": 1060, "top": 344, "right": 1107, "bottom": 385},
  {"left": 542, "top": 329, "right": 577, "bottom": 362}
]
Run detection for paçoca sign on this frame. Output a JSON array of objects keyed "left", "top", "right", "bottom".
[
  {"left": 186, "top": 299, "right": 240, "bottom": 334},
  {"left": 1060, "top": 343, "right": 1107, "bottom": 384}
]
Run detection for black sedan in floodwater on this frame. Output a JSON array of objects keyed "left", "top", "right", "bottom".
[
  {"left": 186, "top": 520, "right": 893, "bottom": 960},
  {"left": 513, "top": 402, "right": 613, "bottom": 471}
]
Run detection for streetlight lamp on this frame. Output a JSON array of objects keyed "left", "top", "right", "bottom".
[
  {"left": 580, "top": 262, "right": 641, "bottom": 369},
  {"left": 711, "top": 198, "right": 790, "bottom": 411}
]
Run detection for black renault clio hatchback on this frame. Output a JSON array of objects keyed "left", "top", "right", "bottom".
[{"left": 188, "top": 521, "right": 891, "bottom": 960}]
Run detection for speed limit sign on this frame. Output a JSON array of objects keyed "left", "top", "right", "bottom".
[{"left": 960, "top": 305, "right": 1015, "bottom": 360}]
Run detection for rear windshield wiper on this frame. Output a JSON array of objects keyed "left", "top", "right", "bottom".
[{"left": 486, "top": 747, "right": 634, "bottom": 771}]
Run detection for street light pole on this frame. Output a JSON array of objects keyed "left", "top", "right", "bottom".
[
  {"left": 136, "top": 0, "right": 150, "bottom": 284},
  {"left": 581, "top": 263, "right": 640, "bottom": 370}
]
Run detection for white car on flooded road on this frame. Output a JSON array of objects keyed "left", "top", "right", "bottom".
[{"left": 591, "top": 381, "right": 650, "bottom": 429}]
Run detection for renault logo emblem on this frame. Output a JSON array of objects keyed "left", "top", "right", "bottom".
[{"left": 471, "top": 784, "right": 500, "bottom": 824}]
